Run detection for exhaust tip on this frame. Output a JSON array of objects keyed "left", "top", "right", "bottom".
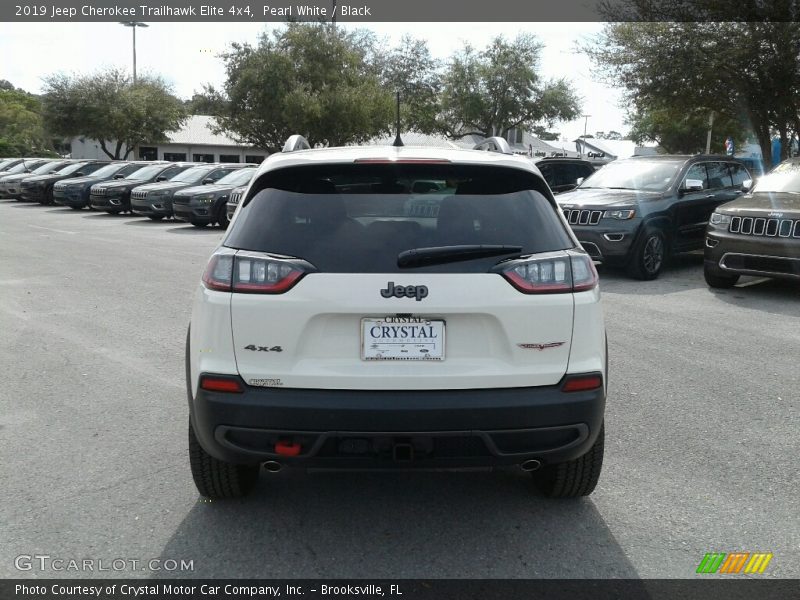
[
  {"left": 520, "top": 459, "right": 542, "bottom": 472},
  {"left": 263, "top": 461, "right": 282, "bottom": 473}
]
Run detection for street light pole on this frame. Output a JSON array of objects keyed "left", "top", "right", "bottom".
[
  {"left": 119, "top": 21, "right": 148, "bottom": 84},
  {"left": 581, "top": 114, "right": 591, "bottom": 157}
]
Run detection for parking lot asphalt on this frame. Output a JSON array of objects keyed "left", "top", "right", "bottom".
[{"left": 1, "top": 199, "right": 798, "bottom": 579}]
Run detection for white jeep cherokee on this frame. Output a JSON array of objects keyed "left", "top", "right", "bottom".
[{"left": 186, "top": 136, "right": 608, "bottom": 499}]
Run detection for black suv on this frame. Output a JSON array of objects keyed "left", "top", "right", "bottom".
[
  {"left": 556, "top": 155, "right": 751, "bottom": 279},
  {"left": 172, "top": 166, "right": 256, "bottom": 228},
  {"left": 535, "top": 157, "right": 596, "bottom": 194},
  {"left": 53, "top": 162, "right": 150, "bottom": 210},
  {"left": 131, "top": 164, "right": 246, "bottom": 220},
  {"left": 20, "top": 160, "right": 109, "bottom": 205},
  {"left": 704, "top": 158, "right": 800, "bottom": 287},
  {"left": 89, "top": 162, "right": 190, "bottom": 214}
]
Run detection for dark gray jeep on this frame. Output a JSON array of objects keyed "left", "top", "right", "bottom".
[
  {"left": 556, "top": 155, "right": 751, "bottom": 279},
  {"left": 704, "top": 158, "right": 800, "bottom": 287}
]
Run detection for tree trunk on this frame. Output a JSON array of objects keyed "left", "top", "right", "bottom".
[
  {"left": 114, "top": 140, "right": 124, "bottom": 160},
  {"left": 778, "top": 124, "right": 789, "bottom": 161},
  {"left": 98, "top": 140, "right": 115, "bottom": 160}
]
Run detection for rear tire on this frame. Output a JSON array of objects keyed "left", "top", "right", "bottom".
[
  {"left": 189, "top": 421, "right": 260, "bottom": 499},
  {"left": 192, "top": 221, "right": 207, "bottom": 228},
  {"left": 704, "top": 265, "right": 739, "bottom": 288},
  {"left": 627, "top": 227, "right": 667, "bottom": 280},
  {"left": 148, "top": 215, "right": 164, "bottom": 221},
  {"left": 532, "top": 423, "right": 604, "bottom": 498},
  {"left": 70, "top": 205, "right": 82, "bottom": 210}
]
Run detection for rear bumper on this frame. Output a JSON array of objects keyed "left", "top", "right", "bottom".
[{"left": 189, "top": 375, "right": 606, "bottom": 468}]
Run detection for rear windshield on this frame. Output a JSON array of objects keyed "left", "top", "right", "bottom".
[{"left": 224, "top": 164, "right": 572, "bottom": 273}]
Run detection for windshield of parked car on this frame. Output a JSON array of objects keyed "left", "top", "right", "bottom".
[
  {"left": 752, "top": 161, "right": 800, "bottom": 193},
  {"left": 58, "top": 162, "right": 93, "bottom": 175},
  {"left": 2, "top": 163, "right": 36, "bottom": 175},
  {"left": 579, "top": 160, "right": 682, "bottom": 192},
  {"left": 125, "top": 165, "right": 164, "bottom": 180},
  {"left": 216, "top": 168, "right": 255, "bottom": 186},
  {"left": 225, "top": 164, "right": 572, "bottom": 273},
  {"left": 87, "top": 163, "right": 126, "bottom": 178},
  {"left": 169, "top": 166, "right": 216, "bottom": 183},
  {"left": 32, "top": 161, "right": 67, "bottom": 175}
]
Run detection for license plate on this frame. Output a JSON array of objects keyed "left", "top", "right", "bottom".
[{"left": 361, "top": 317, "right": 445, "bottom": 361}]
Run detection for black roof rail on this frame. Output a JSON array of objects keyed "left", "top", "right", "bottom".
[
  {"left": 473, "top": 136, "right": 514, "bottom": 155},
  {"left": 282, "top": 135, "right": 311, "bottom": 153}
]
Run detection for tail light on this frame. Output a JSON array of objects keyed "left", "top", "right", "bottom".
[
  {"left": 562, "top": 373, "right": 603, "bottom": 392},
  {"left": 199, "top": 375, "right": 243, "bottom": 393},
  {"left": 202, "top": 251, "right": 307, "bottom": 294},
  {"left": 500, "top": 251, "right": 598, "bottom": 294}
]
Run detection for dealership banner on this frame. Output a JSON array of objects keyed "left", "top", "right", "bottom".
[
  {"left": 3, "top": 0, "right": 800, "bottom": 22},
  {"left": 2, "top": 579, "right": 799, "bottom": 600}
]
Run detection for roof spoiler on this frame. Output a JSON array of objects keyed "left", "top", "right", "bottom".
[
  {"left": 282, "top": 135, "right": 311, "bottom": 153},
  {"left": 473, "top": 136, "right": 514, "bottom": 155}
]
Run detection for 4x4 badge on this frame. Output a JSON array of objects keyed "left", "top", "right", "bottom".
[
  {"left": 380, "top": 282, "right": 429, "bottom": 301},
  {"left": 518, "top": 342, "right": 565, "bottom": 351}
]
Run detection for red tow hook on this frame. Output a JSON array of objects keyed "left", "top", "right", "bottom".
[{"left": 275, "top": 440, "right": 302, "bottom": 456}]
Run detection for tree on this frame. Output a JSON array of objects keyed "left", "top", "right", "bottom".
[
  {"left": 586, "top": 7, "right": 800, "bottom": 164},
  {"left": 0, "top": 87, "right": 56, "bottom": 157},
  {"left": 627, "top": 105, "right": 748, "bottom": 154},
  {"left": 185, "top": 91, "right": 225, "bottom": 116},
  {"left": 438, "top": 34, "right": 581, "bottom": 139},
  {"left": 41, "top": 68, "right": 187, "bottom": 159},
  {"left": 378, "top": 35, "right": 441, "bottom": 135},
  {"left": 211, "top": 23, "right": 393, "bottom": 152}
]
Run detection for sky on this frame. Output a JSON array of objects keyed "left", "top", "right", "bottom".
[{"left": 0, "top": 21, "right": 626, "bottom": 142}]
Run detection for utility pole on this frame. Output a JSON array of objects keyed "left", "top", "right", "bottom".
[
  {"left": 119, "top": 21, "right": 148, "bottom": 159},
  {"left": 119, "top": 21, "right": 148, "bottom": 84},
  {"left": 581, "top": 114, "right": 591, "bottom": 157}
]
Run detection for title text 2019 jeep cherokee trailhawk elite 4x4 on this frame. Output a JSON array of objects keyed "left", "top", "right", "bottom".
[{"left": 186, "top": 136, "right": 608, "bottom": 499}]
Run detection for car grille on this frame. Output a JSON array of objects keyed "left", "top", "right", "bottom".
[
  {"left": 729, "top": 216, "right": 800, "bottom": 238},
  {"left": 131, "top": 190, "right": 148, "bottom": 200},
  {"left": 562, "top": 209, "right": 602, "bottom": 226},
  {"left": 53, "top": 183, "right": 66, "bottom": 191},
  {"left": 228, "top": 189, "right": 243, "bottom": 205},
  {"left": 92, "top": 187, "right": 107, "bottom": 196}
]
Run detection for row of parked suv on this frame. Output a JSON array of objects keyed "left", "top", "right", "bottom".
[{"left": 0, "top": 157, "right": 256, "bottom": 228}]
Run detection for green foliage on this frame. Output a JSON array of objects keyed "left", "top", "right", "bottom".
[
  {"left": 627, "top": 106, "right": 747, "bottom": 154},
  {"left": 41, "top": 69, "right": 187, "bottom": 159},
  {"left": 378, "top": 35, "right": 441, "bottom": 135},
  {"left": 0, "top": 87, "right": 56, "bottom": 157},
  {"left": 185, "top": 92, "right": 226, "bottom": 116},
  {"left": 438, "top": 34, "right": 581, "bottom": 139},
  {"left": 585, "top": 16, "right": 800, "bottom": 163},
  {"left": 212, "top": 23, "right": 393, "bottom": 151}
]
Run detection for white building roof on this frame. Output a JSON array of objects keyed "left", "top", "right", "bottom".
[{"left": 166, "top": 115, "right": 248, "bottom": 147}]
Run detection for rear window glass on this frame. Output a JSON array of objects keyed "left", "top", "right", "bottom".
[{"left": 224, "top": 164, "right": 572, "bottom": 273}]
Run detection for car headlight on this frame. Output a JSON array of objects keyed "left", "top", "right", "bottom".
[
  {"left": 148, "top": 190, "right": 167, "bottom": 197},
  {"left": 196, "top": 193, "right": 216, "bottom": 204},
  {"left": 603, "top": 209, "right": 636, "bottom": 220},
  {"left": 710, "top": 212, "right": 731, "bottom": 226}
]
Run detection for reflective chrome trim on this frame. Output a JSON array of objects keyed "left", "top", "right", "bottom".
[
  {"left": 603, "top": 233, "right": 625, "bottom": 242},
  {"left": 563, "top": 209, "right": 602, "bottom": 226}
]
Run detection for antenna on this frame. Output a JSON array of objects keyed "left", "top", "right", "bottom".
[{"left": 392, "top": 92, "right": 404, "bottom": 147}]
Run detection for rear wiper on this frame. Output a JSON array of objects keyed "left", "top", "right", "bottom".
[{"left": 397, "top": 245, "right": 523, "bottom": 268}]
